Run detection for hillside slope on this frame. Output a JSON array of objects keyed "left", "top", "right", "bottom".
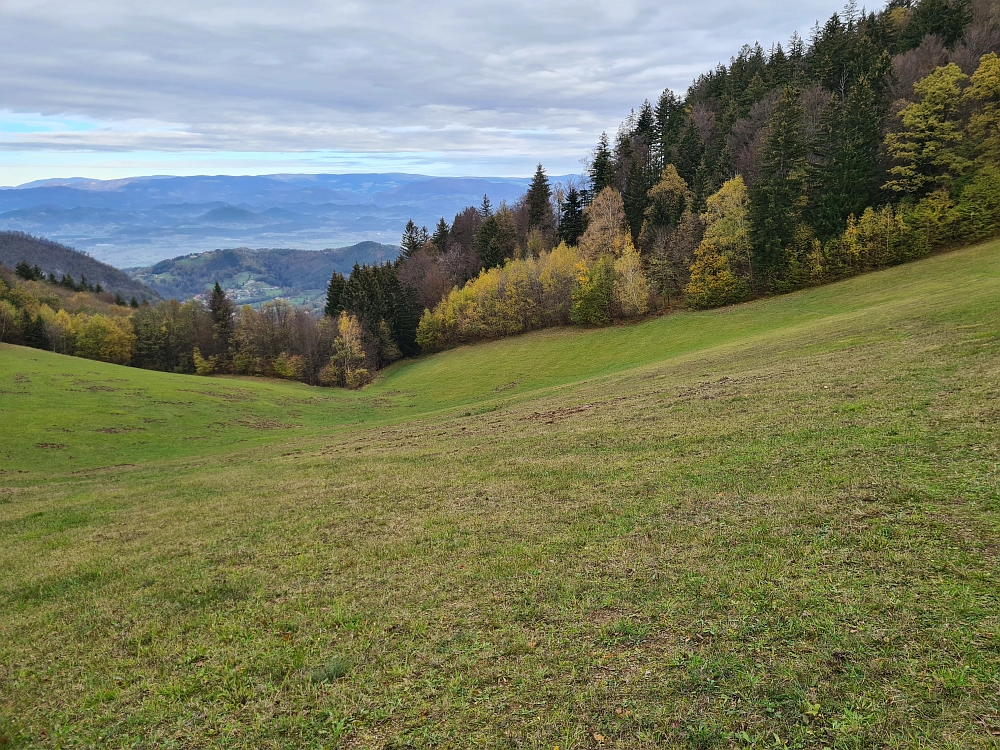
[
  {"left": 129, "top": 241, "right": 400, "bottom": 306},
  {"left": 0, "top": 231, "right": 159, "bottom": 301},
  {"left": 1, "top": 240, "right": 999, "bottom": 747}
]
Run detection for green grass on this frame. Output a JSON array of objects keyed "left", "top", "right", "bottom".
[{"left": 1, "top": 240, "right": 999, "bottom": 748}]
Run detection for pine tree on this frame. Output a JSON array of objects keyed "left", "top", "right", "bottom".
[
  {"left": 400, "top": 220, "right": 425, "bottom": 258},
  {"left": 130, "top": 297, "right": 139, "bottom": 308},
  {"left": 590, "top": 132, "right": 614, "bottom": 194},
  {"left": 479, "top": 194, "right": 492, "bottom": 218},
  {"left": 749, "top": 86, "right": 809, "bottom": 281},
  {"left": 526, "top": 163, "right": 553, "bottom": 231},
  {"left": 325, "top": 271, "right": 347, "bottom": 317},
  {"left": 559, "top": 187, "right": 586, "bottom": 245}
]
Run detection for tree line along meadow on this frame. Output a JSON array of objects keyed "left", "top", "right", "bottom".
[{"left": 2, "top": 0, "right": 1000, "bottom": 387}]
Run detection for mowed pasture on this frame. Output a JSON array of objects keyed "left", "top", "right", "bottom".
[{"left": 1, "top": 241, "right": 999, "bottom": 749}]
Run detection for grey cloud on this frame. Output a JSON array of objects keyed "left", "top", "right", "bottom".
[{"left": 0, "top": 0, "right": 841, "bottom": 169}]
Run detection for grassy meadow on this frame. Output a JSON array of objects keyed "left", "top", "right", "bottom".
[{"left": 1, "top": 240, "right": 999, "bottom": 748}]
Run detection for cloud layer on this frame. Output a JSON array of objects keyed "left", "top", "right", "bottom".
[{"left": 0, "top": 0, "right": 841, "bottom": 177}]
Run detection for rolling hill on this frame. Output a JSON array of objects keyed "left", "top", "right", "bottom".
[
  {"left": 129, "top": 241, "right": 401, "bottom": 307},
  {"left": 0, "top": 231, "right": 159, "bottom": 302},
  {"left": 2, "top": 238, "right": 998, "bottom": 747}
]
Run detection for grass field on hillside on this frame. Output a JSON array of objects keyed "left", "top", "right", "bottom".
[{"left": 1, "top": 241, "right": 999, "bottom": 748}]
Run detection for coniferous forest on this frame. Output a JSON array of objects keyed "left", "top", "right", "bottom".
[{"left": 3, "top": 0, "right": 1000, "bottom": 385}]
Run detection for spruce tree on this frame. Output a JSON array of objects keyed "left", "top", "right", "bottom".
[
  {"left": 400, "top": 220, "right": 424, "bottom": 258},
  {"left": 653, "top": 89, "right": 685, "bottom": 171},
  {"left": 623, "top": 157, "right": 652, "bottom": 245},
  {"left": 325, "top": 271, "right": 347, "bottom": 317},
  {"left": 526, "top": 163, "right": 552, "bottom": 231},
  {"left": 208, "top": 281, "right": 235, "bottom": 358},
  {"left": 22, "top": 312, "right": 49, "bottom": 350},
  {"left": 590, "top": 132, "right": 614, "bottom": 194},
  {"left": 431, "top": 217, "right": 450, "bottom": 252},
  {"left": 809, "top": 77, "right": 881, "bottom": 238},
  {"left": 749, "top": 86, "right": 808, "bottom": 281},
  {"left": 479, "top": 194, "right": 492, "bottom": 218},
  {"left": 559, "top": 187, "right": 586, "bottom": 245},
  {"left": 674, "top": 120, "right": 704, "bottom": 188}
]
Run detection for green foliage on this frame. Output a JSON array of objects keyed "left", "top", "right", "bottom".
[
  {"left": 474, "top": 204, "right": 518, "bottom": 270},
  {"left": 431, "top": 217, "right": 451, "bottom": 252},
  {"left": 640, "top": 165, "right": 689, "bottom": 241},
  {"left": 954, "top": 163, "right": 1000, "bottom": 241},
  {"left": 685, "top": 242, "right": 750, "bottom": 309},
  {"left": 749, "top": 86, "right": 809, "bottom": 280},
  {"left": 558, "top": 186, "right": 586, "bottom": 246},
  {"left": 884, "top": 63, "right": 970, "bottom": 195},
  {"left": 570, "top": 255, "right": 616, "bottom": 326},
  {"left": 324, "top": 271, "right": 346, "bottom": 317},
  {"left": 340, "top": 262, "right": 420, "bottom": 362},
  {"left": 897, "top": 0, "right": 972, "bottom": 52},
  {"left": 964, "top": 52, "right": 1000, "bottom": 164},
  {"left": 400, "top": 219, "right": 429, "bottom": 259},
  {"left": 14, "top": 261, "right": 43, "bottom": 281},
  {"left": 589, "top": 132, "right": 614, "bottom": 194},
  {"left": 525, "top": 163, "right": 553, "bottom": 233},
  {"left": 809, "top": 76, "right": 884, "bottom": 238}
]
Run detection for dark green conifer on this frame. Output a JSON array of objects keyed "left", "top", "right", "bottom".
[
  {"left": 325, "top": 271, "right": 347, "bottom": 317},
  {"left": 431, "top": 217, "right": 451, "bottom": 252},
  {"left": 749, "top": 86, "right": 808, "bottom": 281},
  {"left": 559, "top": 187, "right": 586, "bottom": 246},
  {"left": 400, "top": 220, "right": 425, "bottom": 259},
  {"left": 526, "top": 163, "right": 552, "bottom": 231},
  {"left": 589, "top": 132, "right": 614, "bottom": 194}
]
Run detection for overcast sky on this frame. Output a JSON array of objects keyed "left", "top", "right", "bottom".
[{"left": 0, "top": 0, "right": 844, "bottom": 184}]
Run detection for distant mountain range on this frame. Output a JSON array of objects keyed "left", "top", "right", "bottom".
[
  {"left": 130, "top": 242, "right": 401, "bottom": 309},
  {"left": 0, "top": 231, "right": 159, "bottom": 302},
  {"left": 0, "top": 173, "right": 580, "bottom": 269}
]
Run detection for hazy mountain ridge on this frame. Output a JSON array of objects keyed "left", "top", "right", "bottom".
[
  {"left": 129, "top": 241, "right": 401, "bottom": 308},
  {"left": 0, "top": 173, "right": 579, "bottom": 268},
  {"left": 0, "top": 231, "right": 160, "bottom": 301}
]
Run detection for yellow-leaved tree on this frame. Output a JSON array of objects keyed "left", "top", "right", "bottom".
[
  {"left": 884, "top": 63, "right": 970, "bottom": 194},
  {"left": 684, "top": 177, "right": 752, "bottom": 308},
  {"left": 579, "top": 187, "right": 626, "bottom": 259},
  {"left": 612, "top": 234, "right": 649, "bottom": 318},
  {"left": 75, "top": 315, "right": 135, "bottom": 365},
  {"left": 321, "top": 312, "right": 368, "bottom": 389}
]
